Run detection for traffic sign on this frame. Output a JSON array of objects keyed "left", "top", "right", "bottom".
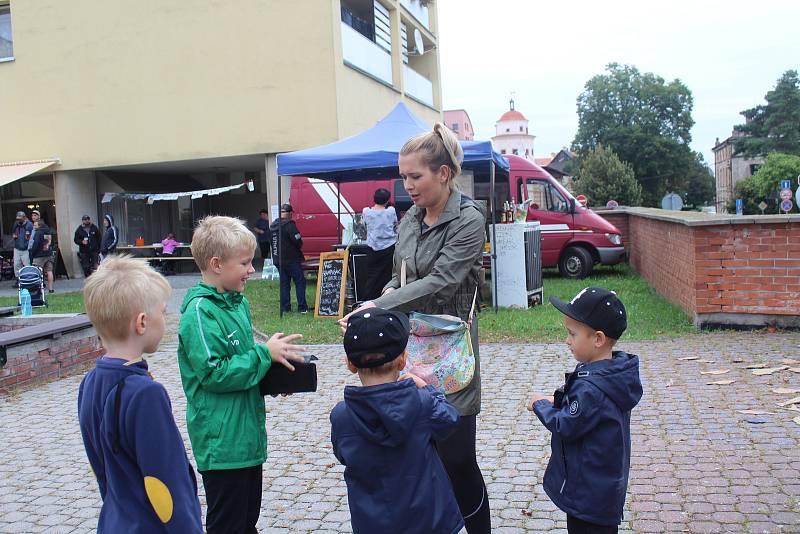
[
  {"left": 606, "top": 199, "right": 619, "bottom": 209},
  {"left": 796, "top": 187, "right": 800, "bottom": 207},
  {"left": 576, "top": 195, "right": 588, "bottom": 207},
  {"left": 780, "top": 199, "right": 793, "bottom": 213},
  {"left": 735, "top": 198, "right": 743, "bottom": 215},
  {"left": 781, "top": 179, "right": 792, "bottom": 190},
  {"left": 780, "top": 188, "right": 793, "bottom": 201},
  {"left": 758, "top": 201, "right": 768, "bottom": 214}
]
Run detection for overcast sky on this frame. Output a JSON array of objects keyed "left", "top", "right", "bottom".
[{"left": 437, "top": 0, "right": 800, "bottom": 167}]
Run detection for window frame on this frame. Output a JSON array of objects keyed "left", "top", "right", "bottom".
[{"left": 0, "top": 1, "right": 13, "bottom": 62}]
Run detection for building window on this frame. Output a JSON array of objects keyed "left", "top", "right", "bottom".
[
  {"left": 505, "top": 128, "right": 510, "bottom": 132},
  {"left": 525, "top": 149, "right": 529, "bottom": 156},
  {"left": 749, "top": 163, "right": 761, "bottom": 175},
  {"left": 452, "top": 123, "right": 459, "bottom": 131},
  {"left": 500, "top": 149, "right": 506, "bottom": 154},
  {"left": 520, "top": 126, "right": 524, "bottom": 132},
  {"left": 512, "top": 149, "right": 519, "bottom": 155},
  {"left": 0, "top": 2, "right": 12, "bottom": 60}
]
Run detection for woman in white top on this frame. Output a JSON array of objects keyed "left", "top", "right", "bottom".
[{"left": 362, "top": 188, "right": 398, "bottom": 300}]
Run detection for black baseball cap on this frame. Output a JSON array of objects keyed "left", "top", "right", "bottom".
[
  {"left": 549, "top": 287, "right": 627, "bottom": 340},
  {"left": 343, "top": 308, "right": 410, "bottom": 368},
  {"left": 280, "top": 203, "right": 293, "bottom": 213}
]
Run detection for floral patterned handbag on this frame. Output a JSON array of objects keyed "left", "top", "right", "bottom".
[{"left": 400, "top": 257, "right": 477, "bottom": 393}]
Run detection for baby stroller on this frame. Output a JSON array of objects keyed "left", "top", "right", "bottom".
[{"left": 18, "top": 265, "right": 47, "bottom": 308}]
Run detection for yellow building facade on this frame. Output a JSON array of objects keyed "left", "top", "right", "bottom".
[{"left": 0, "top": 0, "right": 441, "bottom": 277}]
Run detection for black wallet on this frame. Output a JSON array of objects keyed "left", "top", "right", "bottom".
[{"left": 259, "top": 355, "right": 318, "bottom": 396}]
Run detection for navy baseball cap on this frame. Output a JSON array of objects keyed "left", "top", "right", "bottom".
[
  {"left": 549, "top": 287, "right": 627, "bottom": 340},
  {"left": 343, "top": 308, "right": 410, "bottom": 368}
]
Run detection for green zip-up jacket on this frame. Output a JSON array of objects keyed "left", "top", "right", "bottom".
[{"left": 177, "top": 283, "right": 272, "bottom": 471}]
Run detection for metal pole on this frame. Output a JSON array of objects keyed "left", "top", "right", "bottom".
[
  {"left": 337, "top": 180, "right": 342, "bottom": 244},
  {"left": 278, "top": 175, "right": 283, "bottom": 319},
  {"left": 490, "top": 161, "right": 498, "bottom": 313}
]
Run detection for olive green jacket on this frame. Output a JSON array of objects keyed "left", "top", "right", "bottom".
[{"left": 373, "top": 190, "right": 485, "bottom": 415}]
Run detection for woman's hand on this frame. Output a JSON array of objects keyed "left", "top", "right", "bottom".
[
  {"left": 337, "top": 301, "right": 376, "bottom": 334},
  {"left": 266, "top": 333, "right": 306, "bottom": 371}
]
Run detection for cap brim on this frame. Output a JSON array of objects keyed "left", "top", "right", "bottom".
[{"left": 548, "top": 295, "right": 581, "bottom": 323}]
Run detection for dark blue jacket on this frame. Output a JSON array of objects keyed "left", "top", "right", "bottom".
[
  {"left": 533, "top": 351, "right": 643, "bottom": 526},
  {"left": 12, "top": 220, "right": 32, "bottom": 251},
  {"left": 78, "top": 357, "right": 203, "bottom": 533},
  {"left": 29, "top": 222, "right": 52, "bottom": 258},
  {"left": 100, "top": 214, "right": 119, "bottom": 255},
  {"left": 330, "top": 379, "right": 464, "bottom": 534}
]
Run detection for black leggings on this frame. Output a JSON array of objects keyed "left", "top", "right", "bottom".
[{"left": 435, "top": 414, "right": 491, "bottom": 534}]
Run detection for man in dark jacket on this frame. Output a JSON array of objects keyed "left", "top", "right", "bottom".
[
  {"left": 74, "top": 215, "right": 101, "bottom": 277},
  {"left": 528, "top": 288, "right": 643, "bottom": 533},
  {"left": 100, "top": 214, "right": 119, "bottom": 260},
  {"left": 29, "top": 212, "right": 55, "bottom": 293},
  {"left": 11, "top": 210, "right": 33, "bottom": 286},
  {"left": 269, "top": 204, "right": 307, "bottom": 313},
  {"left": 331, "top": 308, "right": 464, "bottom": 534}
]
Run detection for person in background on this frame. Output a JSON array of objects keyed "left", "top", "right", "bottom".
[
  {"left": 362, "top": 188, "right": 398, "bottom": 301},
  {"left": 11, "top": 211, "right": 33, "bottom": 287},
  {"left": 253, "top": 209, "right": 271, "bottom": 269},
  {"left": 74, "top": 215, "right": 101, "bottom": 277},
  {"left": 29, "top": 213, "right": 55, "bottom": 293},
  {"left": 160, "top": 232, "right": 180, "bottom": 275},
  {"left": 269, "top": 204, "right": 308, "bottom": 314},
  {"left": 100, "top": 214, "right": 119, "bottom": 261}
]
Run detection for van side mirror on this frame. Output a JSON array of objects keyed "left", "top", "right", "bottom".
[{"left": 569, "top": 198, "right": 576, "bottom": 214}]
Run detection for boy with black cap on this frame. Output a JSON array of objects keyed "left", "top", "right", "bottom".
[
  {"left": 528, "top": 288, "right": 643, "bottom": 534},
  {"left": 331, "top": 308, "right": 465, "bottom": 534}
]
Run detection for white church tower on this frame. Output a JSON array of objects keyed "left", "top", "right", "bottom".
[{"left": 492, "top": 98, "right": 535, "bottom": 160}]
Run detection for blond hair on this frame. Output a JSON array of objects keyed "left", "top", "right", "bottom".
[
  {"left": 400, "top": 123, "right": 464, "bottom": 189},
  {"left": 83, "top": 255, "right": 171, "bottom": 343},
  {"left": 191, "top": 215, "right": 257, "bottom": 271}
]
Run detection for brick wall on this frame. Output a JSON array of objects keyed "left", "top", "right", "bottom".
[
  {"left": 0, "top": 320, "right": 102, "bottom": 394},
  {"left": 597, "top": 208, "right": 800, "bottom": 327}
]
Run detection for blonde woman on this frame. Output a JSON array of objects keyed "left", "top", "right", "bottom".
[{"left": 340, "top": 124, "right": 491, "bottom": 533}]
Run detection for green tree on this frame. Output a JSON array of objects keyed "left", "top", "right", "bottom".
[
  {"left": 734, "top": 70, "right": 800, "bottom": 157},
  {"left": 727, "top": 152, "right": 800, "bottom": 214},
  {"left": 572, "top": 63, "right": 696, "bottom": 206},
  {"left": 574, "top": 145, "right": 642, "bottom": 207},
  {"left": 683, "top": 152, "right": 716, "bottom": 209}
]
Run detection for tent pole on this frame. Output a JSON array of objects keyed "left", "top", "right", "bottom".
[
  {"left": 337, "top": 180, "right": 342, "bottom": 244},
  {"left": 490, "top": 161, "right": 498, "bottom": 313},
  {"left": 278, "top": 175, "right": 283, "bottom": 319}
]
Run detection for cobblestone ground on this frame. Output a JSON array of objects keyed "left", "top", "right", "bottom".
[{"left": 1, "top": 327, "right": 799, "bottom": 533}]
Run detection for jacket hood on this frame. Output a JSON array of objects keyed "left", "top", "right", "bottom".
[
  {"left": 104, "top": 214, "right": 114, "bottom": 226},
  {"left": 408, "top": 190, "right": 485, "bottom": 229},
  {"left": 179, "top": 282, "right": 243, "bottom": 313},
  {"left": 342, "top": 379, "right": 421, "bottom": 446},
  {"left": 581, "top": 351, "right": 642, "bottom": 412}
]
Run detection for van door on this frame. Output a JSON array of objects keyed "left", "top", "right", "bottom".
[{"left": 522, "top": 178, "right": 574, "bottom": 267}]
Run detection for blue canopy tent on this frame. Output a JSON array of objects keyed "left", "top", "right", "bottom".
[{"left": 275, "top": 102, "right": 509, "bottom": 315}]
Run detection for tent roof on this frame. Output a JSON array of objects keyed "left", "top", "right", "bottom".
[{"left": 276, "top": 102, "right": 509, "bottom": 181}]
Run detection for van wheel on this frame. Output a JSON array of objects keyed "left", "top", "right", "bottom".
[{"left": 559, "top": 247, "right": 593, "bottom": 279}]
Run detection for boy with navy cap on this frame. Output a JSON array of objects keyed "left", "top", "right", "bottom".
[
  {"left": 330, "top": 308, "right": 465, "bottom": 534},
  {"left": 528, "top": 288, "right": 643, "bottom": 534}
]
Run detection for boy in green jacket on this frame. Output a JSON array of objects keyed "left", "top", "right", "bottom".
[{"left": 178, "top": 215, "right": 305, "bottom": 533}]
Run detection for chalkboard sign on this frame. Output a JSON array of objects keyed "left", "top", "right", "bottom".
[{"left": 315, "top": 251, "right": 349, "bottom": 319}]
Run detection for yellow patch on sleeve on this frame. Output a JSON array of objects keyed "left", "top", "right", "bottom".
[{"left": 143, "top": 476, "right": 174, "bottom": 523}]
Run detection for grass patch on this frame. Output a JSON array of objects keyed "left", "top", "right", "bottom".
[
  {"left": 245, "top": 263, "right": 696, "bottom": 344},
  {"left": 480, "top": 264, "right": 696, "bottom": 342},
  {"left": 0, "top": 291, "right": 85, "bottom": 314}
]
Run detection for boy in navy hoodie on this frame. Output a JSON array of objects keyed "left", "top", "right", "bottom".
[
  {"left": 78, "top": 256, "right": 202, "bottom": 533},
  {"left": 528, "top": 288, "right": 643, "bottom": 534},
  {"left": 331, "top": 308, "right": 465, "bottom": 534}
]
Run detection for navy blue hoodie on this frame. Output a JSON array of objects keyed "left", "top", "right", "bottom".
[
  {"left": 78, "top": 357, "right": 203, "bottom": 533},
  {"left": 533, "top": 351, "right": 643, "bottom": 526},
  {"left": 330, "top": 379, "right": 464, "bottom": 534}
]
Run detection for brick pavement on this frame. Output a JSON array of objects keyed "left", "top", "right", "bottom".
[{"left": 1, "top": 328, "right": 799, "bottom": 533}]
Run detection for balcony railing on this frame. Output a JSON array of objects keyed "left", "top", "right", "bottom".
[
  {"left": 403, "top": 65, "right": 433, "bottom": 107},
  {"left": 341, "top": 21, "right": 393, "bottom": 86},
  {"left": 400, "top": 0, "right": 430, "bottom": 29}
]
